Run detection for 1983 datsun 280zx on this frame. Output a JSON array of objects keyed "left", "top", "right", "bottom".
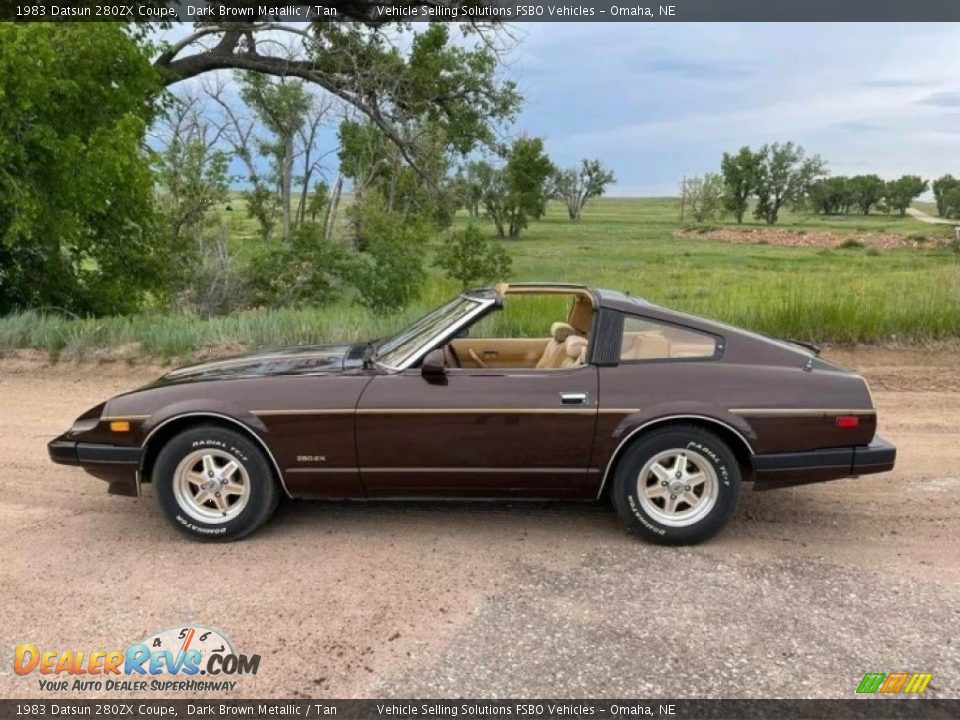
[{"left": 49, "top": 283, "right": 895, "bottom": 544}]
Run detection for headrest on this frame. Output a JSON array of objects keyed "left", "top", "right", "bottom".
[
  {"left": 551, "top": 322, "right": 575, "bottom": 342},
  {"left": 565, "top": 335, "right": 588, "bottom": 359}
]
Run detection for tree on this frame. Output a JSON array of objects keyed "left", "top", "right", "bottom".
[
  {"left": 245, "top": 223, "right": 349, "bottom": 309},
  {"left": 942, "top": 187, "right": 960, "bottom": 220},
  {"left": 720, "top": 146, "right": 765, "bottom": 223},
  {"left": 338, "top": 118, "right": 457, "bottom": 248},
  {"left": 451, "top": 163, "right": 486, "bottom": 218},
  {"left": 435, "top": 224, "right": 512, "bottom": 288},
  {"left": 753, "top": 142, "right": 825, "bottom": 225},
  {"left": 0, "top": 24, "right": 163, "bottom": 316},
  {"left": 849, "top": 175, "right": 886, "bottom": 215},
  {"left": 239, "top": 74, "right": 314, "bottom": 244},
  {"left": 478, "top": 137, "right": 555, "bottom": 239},
  {"left": 807, "top": 176, "right": 853, "bottom": 215},
  {"left": 0, "top": 14, "right": 520, "bottom": 315},
  {"left": 933, "top": 175, "right": 960, "bottom": 217},
  {"left": 551, "top": 159, "right": 616, "bottom": 221},
  {"left": 884, "top": 175, "right": 928, "bottom": 216},
  {"left": 155, "top": 20, "right": 520, "bottom": 180},
  {"left": 347, "top": 194, "right": 429, "bottom": 313},
  {"left": 686, "top": 174, "right": 726, "bottom": 222},
  {"left": 153, "top": 92, "right": 231, "bottom": 250}
]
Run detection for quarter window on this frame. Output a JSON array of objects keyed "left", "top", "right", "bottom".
[{"left": 620, "top": 316, "right": 717, "bottom": 361}]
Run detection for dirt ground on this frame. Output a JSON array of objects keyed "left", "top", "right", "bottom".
[
  {"left": 674, "top": 226, "right": 942, "bottom": 249},
  {"left": 1, "top": 346, "right": 958, "bottom": 699}
]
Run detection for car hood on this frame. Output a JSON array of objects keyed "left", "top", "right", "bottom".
[{"left": 148, "top": 343, "right": 359, "bottom": 386}]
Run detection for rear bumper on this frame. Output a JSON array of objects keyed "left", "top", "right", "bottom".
[
  {"left": 753, "top": 435, "right": 896, "bottom": 490},
  {"left": 48, "top": 434, "right": 143, "bottom": 497}
]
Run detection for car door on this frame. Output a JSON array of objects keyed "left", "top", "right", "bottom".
[{"left": 355, "top": 364, "right": 600, "bottom": 499}]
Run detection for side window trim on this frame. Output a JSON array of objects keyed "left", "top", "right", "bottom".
[
  {"left": 618, "top": 313, "right": 725, "bottom": 364},
  {"left": 588, "top": 309, "right": 623, "bottom": 366}
]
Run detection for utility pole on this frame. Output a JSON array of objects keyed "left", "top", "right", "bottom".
[{"left": 679, "top": 176, "right": 686, "bottom": 223}]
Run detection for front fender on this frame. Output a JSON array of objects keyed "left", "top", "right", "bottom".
[{"left": 138, "top": 399, "right": 269, "bottom": 442}]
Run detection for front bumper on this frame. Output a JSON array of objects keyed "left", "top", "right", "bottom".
[
  {"left": 753, "top": 435, "right": 896, "bottom": 490},
  {"left": 48, "top": 435, "right": 143, "bottom": 497}
]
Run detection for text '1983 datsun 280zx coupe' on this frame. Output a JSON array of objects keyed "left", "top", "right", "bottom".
[{"left": 49, "top": 283, "right": 895, "bottom": 544}]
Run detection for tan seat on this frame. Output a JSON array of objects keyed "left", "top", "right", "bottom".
[
  {"left": 560, "top": 335, "right": 588, "bottom": 368},
  {"left": 536, "top": 322, "right": 577, "bottom": 369},
  {"left": 621, "top": 331, "right": 671, "bottom": 360}
]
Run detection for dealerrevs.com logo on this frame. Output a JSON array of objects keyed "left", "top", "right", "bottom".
[
  {"left": 14, "top": 625, "right": 260, "bottom": 692},
  {"left": 856, "top": 672, "right": 933, "bottom": 695}
]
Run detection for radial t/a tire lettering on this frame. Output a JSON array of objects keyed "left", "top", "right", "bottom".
[
  {"left": 611, "top": 425, "right": 741, "bottom": 545},
  {"left": 153, "top": 424, "right": 280, "bottom": 542}
]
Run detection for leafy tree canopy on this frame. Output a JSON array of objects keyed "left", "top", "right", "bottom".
[
  {"left": 156, "top": 19, "right": 521, "bottom": 173},
  {"left": 753, "top": 142, "right": 825, "bottom": 225},
  {"left": 933, "top": 175, "right": 960, "bottom": 218},
  {"left": 719, "top": 146, "right": 765, "bottom": 224},
  {"left": 884, "top": 175, "right": 928, "bottom": 216},
  {"left": 848, "top": 174, "right": 887, "bottom": 216},
  {"left": 435, "top": 224, "right": 512, "bottom": 288},
  {"left": 475, "top": 137, "right": 554, "bottom": 239},
  {"left": 551, "top": 159, "right": 616, "bottom": 221},
  {"left": 0, "top": 24, "right": 163, "bottom": 315}
]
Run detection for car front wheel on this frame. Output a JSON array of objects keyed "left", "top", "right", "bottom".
[
  {"left": 153, "top": 425, "right": 280, "bottom": 542},
  {"left": 611, "top": 425, "right": 741, "bottom": 545}
]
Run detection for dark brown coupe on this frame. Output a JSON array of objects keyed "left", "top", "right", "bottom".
[{"left": 49, "top": 283, "right": 895, "bottom": 544}]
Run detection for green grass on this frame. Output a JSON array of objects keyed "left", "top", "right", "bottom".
[
  {"left": 1, "top": 197, "right": 958, "bottom": 361},
  {"left": 912, "top": 200, "right": 940, "bottom": 216}
]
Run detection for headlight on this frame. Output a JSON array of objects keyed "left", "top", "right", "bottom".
[{"left": 70, "top": 418, "right": 99, "bottom": 435}]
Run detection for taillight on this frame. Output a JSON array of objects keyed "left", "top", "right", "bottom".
[{"left": 836, "top": 415, "right": 860, "bottom": 428}]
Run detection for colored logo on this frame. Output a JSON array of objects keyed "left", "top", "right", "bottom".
[
  {"left": 14, "top": 625, "right": 260, "bottom": 692},
  {"left": 856, "top": 672, "right": 932, "bottom": 695}
]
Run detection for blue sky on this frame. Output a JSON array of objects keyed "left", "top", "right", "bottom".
[
  {"left": 511, "top": 23, "right": 960, "bottom": 195},
  {"left": 165, "top": 23, "right": 960, "bottom": 197}
]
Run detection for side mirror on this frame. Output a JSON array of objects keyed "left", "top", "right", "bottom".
[{"left": 421, "top": 348, "right": 447, "bottom": 381}]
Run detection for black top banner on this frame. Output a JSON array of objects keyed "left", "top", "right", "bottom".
[{"left": 4, "top": 0, "right": 960, "bottom": 22}]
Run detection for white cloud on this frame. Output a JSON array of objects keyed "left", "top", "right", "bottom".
[{"left": 511, "top": 23, "right": 960, "bottom": 195}]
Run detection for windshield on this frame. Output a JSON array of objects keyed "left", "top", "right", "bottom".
[{"left": 376, "top": 295, "right": 486, "bottom": 370}]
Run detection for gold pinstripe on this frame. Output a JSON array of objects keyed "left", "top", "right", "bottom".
[
  {"left": 252, "top": 407, "right": 639, "bottom": 416},
  {"left": 729, "top": 408, "right": 876, "bottom": 416}
]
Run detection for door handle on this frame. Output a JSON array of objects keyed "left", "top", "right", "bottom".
[{"left": 560, "top": 392, "right": 588, "bottom": 405}]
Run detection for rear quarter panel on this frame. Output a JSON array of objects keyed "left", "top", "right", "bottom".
[{"left": 595, "top": 360, "right": 876, "bottom": 469}]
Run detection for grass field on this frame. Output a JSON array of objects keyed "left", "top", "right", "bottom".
[{"left": 1, "top": 198, "right": 958, "bottom": 361}]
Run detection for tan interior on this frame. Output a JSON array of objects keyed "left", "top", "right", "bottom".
[
  {"left": 620, "top": 328, "right": 716, "bottom": 360},
  {"left": 449, "top": 337, "right": 550, "bottom": 369},
  {"left": 447, "top": 288, "right": 595, "bottom": 370},
  {"left": 450, "top": 322, "right": 587, "bottom": 370},
  {"left": 568, "top": 295, "right": 594, "bottom": 334},
  {"left": 534, "top": 321, "right": 576, "bottom": 369}
]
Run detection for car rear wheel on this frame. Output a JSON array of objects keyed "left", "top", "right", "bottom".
[
  {"left": 611, "top": 425, "right": 741, "bottom": 545},
  {"left": 153, "top": 425, "right": 280, "bottom": 542}
]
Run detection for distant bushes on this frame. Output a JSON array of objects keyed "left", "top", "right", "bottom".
[
  {"left": 434, "top": 224, "right": 512, "bottom": 289},
  {"left": 245, "top": 224, "right": 350, "bottom": 310},
  {"left": 808, "top": 174, "right": 927, "bottom": 217}
]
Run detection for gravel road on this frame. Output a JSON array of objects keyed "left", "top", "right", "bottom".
[
  {"left": 906, "top": 207, "right": 959, "bottom": 226},
  {"left": 1, "top": 346, "right": 958, "bottom": 699}
]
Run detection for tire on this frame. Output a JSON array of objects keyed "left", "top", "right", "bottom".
[
  {"left": 153, "top": 424, "right": 281, "bottom": 542},
  {"left": 611, "top": 425, "right": 741, "bottom": 545}
]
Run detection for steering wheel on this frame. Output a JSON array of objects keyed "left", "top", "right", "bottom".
[{"left": 468, "top": 348, "right": 488, "bottom": 368}]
